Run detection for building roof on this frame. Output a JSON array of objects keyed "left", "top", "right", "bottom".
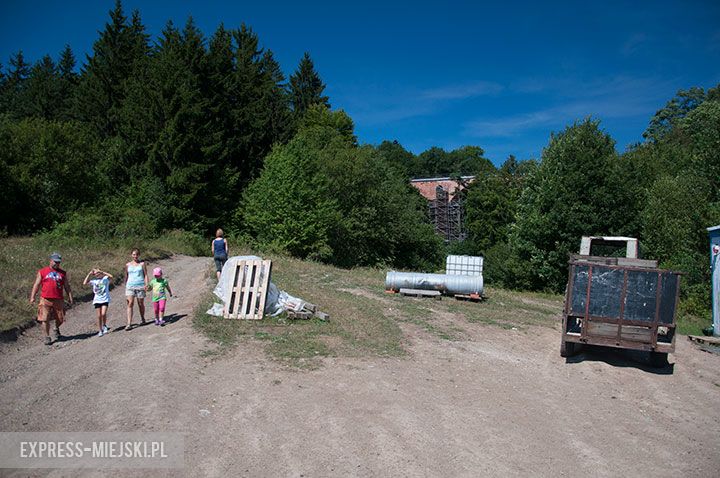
[{"left": 410, "top": 176, "right": 475, "bottom": 201}]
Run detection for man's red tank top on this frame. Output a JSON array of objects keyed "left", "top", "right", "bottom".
[{"left": 39, "top": 266, "right": 66, "bottom": 300}]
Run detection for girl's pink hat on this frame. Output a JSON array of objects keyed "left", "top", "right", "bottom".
[{"left": 153, "top": 267, "right": 163, "bottom": 277}]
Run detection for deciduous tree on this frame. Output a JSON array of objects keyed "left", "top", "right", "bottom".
[{"left": 513, "top": 118, "right": 627, "bottom": 291}]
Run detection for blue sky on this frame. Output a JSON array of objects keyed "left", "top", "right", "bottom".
[{"left": 1, "top": 0, "right": 719, "bottom": 165}]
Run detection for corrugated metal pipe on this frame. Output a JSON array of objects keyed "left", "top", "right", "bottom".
[{"left": 385, "top": 271, "right": 484, "bottom": 296}]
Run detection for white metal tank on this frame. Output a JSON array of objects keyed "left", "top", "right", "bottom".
[{"left": 385, "top": 271, "right": 483, "bottom": 296}]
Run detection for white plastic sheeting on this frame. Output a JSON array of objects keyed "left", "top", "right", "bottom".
[{"left": 206, "top": 255, "right": 308, "bottom": 318}]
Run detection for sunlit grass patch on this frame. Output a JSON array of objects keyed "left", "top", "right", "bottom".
[{"left": 445, "top": 287, "right": 562, "bottom": 330}]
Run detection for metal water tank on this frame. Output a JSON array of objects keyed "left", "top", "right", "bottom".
[{"left": 385, "top": 271, "right": 483, "bottom": 296}]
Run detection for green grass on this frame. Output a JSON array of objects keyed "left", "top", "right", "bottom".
[
  {"left": 191, "top": 254, "right": 568, "bottom": 367},
  {"left": 675, "top": 313, "right": 708, "bottom": 336},
  {"left": 192, "top": 255, "right": 407, "bottom": 368},
  {"left": 7, "top": 233, "right": 708, "bottom": 366},
  {"left": 0, "top": 231, "right": 205, "bottom": 333},
  {"left": 452, "top": 287, "right": 563, "bottom": 330}
]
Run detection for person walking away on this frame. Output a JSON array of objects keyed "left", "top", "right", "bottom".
[
  {"left": 124, "top": 248, "right": 148, "bottom": 330},
  {"left": 29, "top": 252, "right": 73, "bottom": 345},
  {"left": 212, "top": 229, "right": 229, "bottom": 280},
  {"left": 149, "top": 267, "right": 173, "bottom": 326},
  {"left": 84, "top": 268, "right": 113, "bottom": 336}
]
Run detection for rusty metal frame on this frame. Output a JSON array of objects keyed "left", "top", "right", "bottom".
[
  {"left": 561, "top": 257, "right": 680, "bottom": 354},
  {"left": 562, "top": 263, "right": 576, "bottom": 334}
]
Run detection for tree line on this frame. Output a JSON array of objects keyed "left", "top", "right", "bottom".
[
  {"left": 462, "top": 87, "right": 720, "bottom": 321},
  {"left": 0, "top": 1, "right": 330, "bottom": 235},
  {"left": 1, "top": 1, "right": 718, "bottom": 323}
]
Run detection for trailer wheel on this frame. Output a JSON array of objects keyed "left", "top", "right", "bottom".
[
  {"left": 649, "top": 352, "right": 668, "bottom": 368},
  {"left": 560, "top": 340, "right": 576, "bottom": 358}
]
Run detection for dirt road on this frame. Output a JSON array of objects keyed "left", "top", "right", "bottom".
[{"left": 1, "top": 255, "right": 719, "bottom": 477}]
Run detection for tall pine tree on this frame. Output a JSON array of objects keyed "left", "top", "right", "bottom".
[
  {"left": 57, "top": 45, "right": 79, "bottom": 120},
  {"left": 75, "top": 0, "right": 149, "bottom": 137},
  {"left": 26, "top": 55, "right": 61, "bottom": 119},
  {"left": 289, "top": 52, "right": 330, "bottom": 117},
  {"left": 121, "top": 18, "right": 212, "bottom": 230},
  {"left": 2, "top": 51, "right": 31, "bottom": 117}
]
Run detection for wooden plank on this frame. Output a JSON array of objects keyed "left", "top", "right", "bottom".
[
  {"left": 246, "top": 262, "right": 260, "bottom": 319},
  {"left": 688, "top": 335, "right": 720, "bottom": 346},
  {"left": 287, "top": 311, "right": 312, "bottom": 320},
  {"left": 225, "top": 261, "right": 243, "bottom": 319},
  {"left": 399, "top": 288, "right": 441, "bottom": 297},
  {"left": 575, "top": 315, "right": 675, "bottom": 328},
  {"left": 586, "top": 321, "right": 619, "bottom": 338},
  {"left": 620, "top": 325, "right": 653, "bottom": 343},
  {"left": 223, "top": 262, "right": 242, "bottom": 318},
  {"left": 617, "top": 258, "right": 658, "bottom": 268},
  {"left": 238, "top": 261, "right": 253, "bottom": 318},
  {"left": 254, "top": 261, "right": 272, "bottom": 321},
  {"left": 313, "top": 311, "right": 330, "bottom": 321}
]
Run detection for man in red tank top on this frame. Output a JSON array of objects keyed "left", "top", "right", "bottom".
[{"left": 29, "top": 252, "right": 73, "bottom": 345}]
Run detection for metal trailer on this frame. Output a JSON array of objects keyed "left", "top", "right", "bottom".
[{"left": 560, "top": 239, "right": 682, "bottom": 367}]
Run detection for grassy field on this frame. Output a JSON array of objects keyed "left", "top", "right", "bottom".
[
  {"left": 193, "top": 252, "right": 709, "bottom": 367},
  {"left": 192, "top": 253, "right": 565, "bottom": 368},
  {"left": 0, "top": 231, "right": 205, "bottom": 333},
  {"left": 4, "top": 234, "right": 707, "bottom": 363}
]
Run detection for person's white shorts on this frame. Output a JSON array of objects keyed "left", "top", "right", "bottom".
[{"left": 125, "top": 287, "right": 146, "bottom": 299}]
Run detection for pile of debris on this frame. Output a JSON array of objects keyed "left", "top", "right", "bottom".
[
  {"left": 284, "top": 301, "right": 329, "bottom": 321},
  {"left": 206, "top": 256, "right": 329, "bottom": 321}
]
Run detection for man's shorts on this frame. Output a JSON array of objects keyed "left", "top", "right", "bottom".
[
  {"left": 94, "top": 302, "right": 109, "bottom": 309},
  {"left": 125, "top": 287, "right": 146, "bottom": 299},
  {"left": 37, "top": 298, "right": 65, "bottom": 325}
]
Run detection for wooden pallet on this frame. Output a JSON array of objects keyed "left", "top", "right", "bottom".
[
  {"left": 223, "top": 259, "right": 272, "bottom": 320},
  {"left": 399, "top": 288, "right": 442, "bottom": 299},
  {"left": 688, "top": 335, "right": 720, "bottom": 346}
]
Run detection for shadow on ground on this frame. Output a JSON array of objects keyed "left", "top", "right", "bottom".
[
  {"left": 54, "top": 331, "right": 96, "bottom": 343},
  {"left": 161, "top": 313, "right": 186, "bottom": 325},
  {"left": 565, "top": 344, "right": 675, "bottom": 375}
]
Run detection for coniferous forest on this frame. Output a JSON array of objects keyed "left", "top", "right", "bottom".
[{"left": 1, "top": 1, "right": 718, "bottom": 325}]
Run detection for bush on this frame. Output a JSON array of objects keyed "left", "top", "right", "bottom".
[
  {"left": 114, "top": 208, "right": 158, "bottom": 239},
  {"left": 239, "top": 138, "right": 337, "bottom": 261},
  {"left": 49, "top": 211, "right": 112, "bottom": 240},
  {"left": 483, "top": 241, "right": 534, "bottom": 290},
  {"left": 156, "top": 229, "right": 207, "bottom": 256},
  {"left": 0, "top": 117, "right": 103, "bottom": 234}
]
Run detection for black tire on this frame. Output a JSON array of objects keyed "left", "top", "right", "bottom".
[
  {"left": 649, "top": 351, "right": 668, "bottom": 368},
  {"left": 560, "top": 340, "right": 576, "bottom": 358}
]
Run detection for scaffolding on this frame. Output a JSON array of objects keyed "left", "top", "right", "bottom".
[{"left": 428, "top": 185, "right": 466, "bottom": 242}]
